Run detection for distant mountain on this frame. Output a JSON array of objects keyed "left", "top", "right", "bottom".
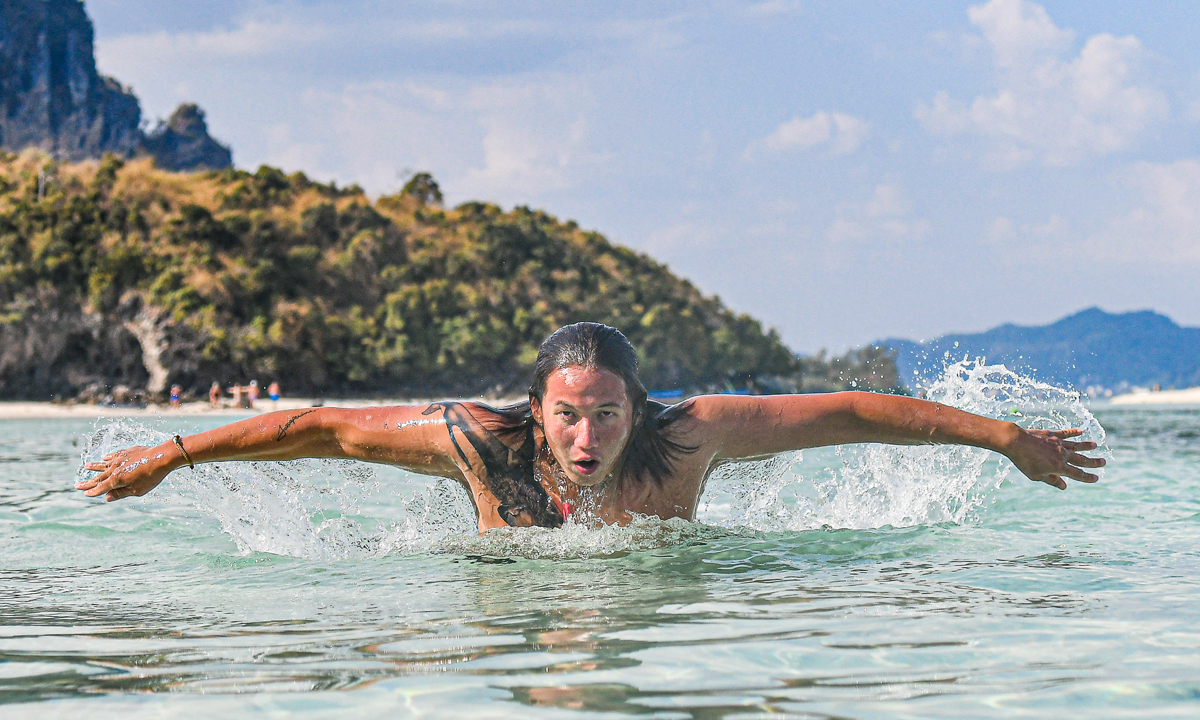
[
  {"left": 881, "top": 308, "right": 1200, "bottom": 393},
  {"left": 0, "top": 0, "right": 230, "bottom": 170}
]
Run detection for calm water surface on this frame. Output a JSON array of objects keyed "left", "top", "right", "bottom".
[{"left": 2, "top": 373, "right": 1198, "bottom": 718}]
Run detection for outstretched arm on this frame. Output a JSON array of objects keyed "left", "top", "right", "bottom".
[
  {"left": 76, "top": 405, "right": 463, "bottom": 501},
  {"left": 690, "top": 392, "right": 1104, "bottom": 490}
]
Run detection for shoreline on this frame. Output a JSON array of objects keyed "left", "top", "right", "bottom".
[
  {"left": 0, "top": 397, "right": 434, "bottom": 420},
  {"left": 4, "top": 385, "right": 1198, "bottom": 419},
  {"left": 1107, "top": 386, "right": 1200, "bottom": 406}
]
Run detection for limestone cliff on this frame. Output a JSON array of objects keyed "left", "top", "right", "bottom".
[
  {"left": 0, "top": 0, "right": 231, "bottom": 171},
  {"left": 141, "top": 104, "right": 232, "bottom": 172}
]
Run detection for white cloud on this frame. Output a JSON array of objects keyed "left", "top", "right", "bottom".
[
  {"left": 263, "top": 122, "right": 324, "bottom": 175},
  {"left": 461, "top": 80, "right": 604, "bottom": 194},
  {"left": 739, "top": 1, "right": 805, "bottom": 20},
  {"left": 826, "top": 184, "right": 929, "bottom": 248},
  {"left": 645, "top": 218, "right": 720, "bottom": 256},
  {"left": 747, "top": 111, "right": 869, "bottom": 158},
  {"left": 96, "top": 9, "right": 558, "bottom": 67},
  {"left": 981, "top": 213, "right": 1071, "bottom": 266},
  {"left": 969, "top": 0, "right": 1071, "bottom": 69},
  {"left": 99, "top": 20, "right": 328, "bottom": 63},
  {"left": 1095, "top": 159, "right": 1200, "bottom": 262},
  {"left": 916, "top": 0, "right": 1168, "bottom": 168},
  {"left": 280, "top": 76, "right": 608, "bottom": 201},
  {"left": 1031, "top": 214, "right": 1070, "bottom": 242},
  {"left": 986, "top": 216, "right": 1016, "bottom": 245}
]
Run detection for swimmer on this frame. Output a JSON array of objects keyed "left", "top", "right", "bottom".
[{"left": 76, "top": 323, "right": 1104, "bottom": 531}]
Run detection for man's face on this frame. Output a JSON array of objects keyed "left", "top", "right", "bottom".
[{"left": 532, "top": 365, "right": 634, "bottom": 487}]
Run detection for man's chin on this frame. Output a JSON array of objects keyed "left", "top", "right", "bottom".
[{"left": 565, "top": 467, "right": 609, "bottom": 487}]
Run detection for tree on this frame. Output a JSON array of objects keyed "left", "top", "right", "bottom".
[{"left": 401, "top": 172, "right": 443, "bottom": 207}]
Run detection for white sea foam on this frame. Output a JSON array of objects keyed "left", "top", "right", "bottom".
[{"left": 77, "top": 360, "right": 1108, "bottom": 559}]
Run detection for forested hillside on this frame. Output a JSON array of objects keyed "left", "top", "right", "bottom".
[{"left": 0, "top": 151, "right": 897, "bottom": 400}]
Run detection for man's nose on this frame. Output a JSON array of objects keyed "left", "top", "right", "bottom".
[{"left": 576, "top": 418, "right": 599, "bottom": 448}]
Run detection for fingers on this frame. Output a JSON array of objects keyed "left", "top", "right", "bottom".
[
  {"left": 1063, "top": 464, "right": 1100, "bottom": 484},
  {"left": 78, "top": 463, "right": 116, "bottom": 491},
  {"left": 85, "top": 476, "right": 121, "bottom": 497},
  {"left": 1052, "top": 428, "right": 1084, "bottom": 439},
  {"left": 80, "top": 464, "right": 130, "bottom": 497},
  {"left": 106, "top": 487, "right": 134, "bottom": 502},
  {"left": 78, "top": 446, "right": 147, "bottom": 495},
  {"left": 1015, "top": 427, "right": 1105, "bottom": 491},
  {"left": 1068, "top": 452, "right": 1106, "bottom": 469}
]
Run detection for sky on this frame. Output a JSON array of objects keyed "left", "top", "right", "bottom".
[{"left": 87, "top": 0, "right": 1200, "bottom": 353}]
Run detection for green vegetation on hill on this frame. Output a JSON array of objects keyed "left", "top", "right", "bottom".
[{"left": 0, "top": 151, "right": 898, "bottom": 400}]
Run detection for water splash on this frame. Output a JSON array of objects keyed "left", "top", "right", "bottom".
[
  {"left": 699, "top": 358, "right": 1109, "bottom": 532},
  {"left": 76, "top": 420, "right": 700, "bottom": 560},
  {"left": 76, "top": 360, "right": 1108, "bottom": 558},
  {"left": 77, "top": 419, "right": 388, "bottom": 558}
]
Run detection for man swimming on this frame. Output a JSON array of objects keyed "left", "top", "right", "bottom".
[{"left": 76, "top": 323, "right": 1104, "bottom": 531}]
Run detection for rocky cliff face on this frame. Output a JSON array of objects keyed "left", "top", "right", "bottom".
[
  {"left": 0, "top": 0, "right": 231, "bottom": 170},
  {"left": 0, "top": 0, "right": 141, "bottom": 160},
  {"left": 142, "top": 104, "right": 232, "bottom": 171}
]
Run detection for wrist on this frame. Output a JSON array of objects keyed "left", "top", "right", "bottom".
[
  {"left": 992, "top": 420, "right": 1024, "bottom": 456},
  {"left": 162, "top": 437, "right": 191, "bottom": 472}
]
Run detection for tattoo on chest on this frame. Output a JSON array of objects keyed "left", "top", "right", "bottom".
[
  {"left": 423, "top": 402, "right": 563, "bottom": 528},
  {"left": 276, "top": 409, "right": 317, "bottom": 441}
]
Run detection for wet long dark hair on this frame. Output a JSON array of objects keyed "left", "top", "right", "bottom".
[
  {"left": 531, "top": 322, "right": 696, "bottom": 484},
  {"left": 486, "top": 322, "right": 695, "bottom": 488}
]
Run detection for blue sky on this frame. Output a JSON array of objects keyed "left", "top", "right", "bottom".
[{"left": 87, "top": 0, "right": 1200, "bottom": 353}]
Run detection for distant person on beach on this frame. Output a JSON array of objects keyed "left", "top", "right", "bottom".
[
  {"left": 247, "top": 380, "right": 259, "bottom": 409},
  {"left": 268, "top": 381, "right": 281, "bottom": 409},
  {"left": 169, "top": 384, "right": 182, "bottom": 409},
  {"left": 209, "top": 382, "right": 221, "bottom": 409},
  {"left": 229, "top": 384, "right": 243, "bottom": 409},
  {"left": 78, "top": 323, "right": 1104, "bottom": 532}
]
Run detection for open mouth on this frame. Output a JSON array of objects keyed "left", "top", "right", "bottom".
[{"left": 573, "top": 459, "right": 600, "bottom": 474}]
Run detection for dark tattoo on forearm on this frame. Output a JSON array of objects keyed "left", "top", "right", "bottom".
[
  {"left": 276, "top": 409, "right": 317, "bottom": 441},
  {"left": 423, "top": 402, "right": 562, "bottom": 528}
]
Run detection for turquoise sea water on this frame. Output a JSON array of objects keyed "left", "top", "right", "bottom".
[{"left": 2, "top": 364, "right": 1198, "bottom": 718}]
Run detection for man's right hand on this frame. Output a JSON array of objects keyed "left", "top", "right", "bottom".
[{"left": 77, "top": 444, "right": 177, "bottom": 501}]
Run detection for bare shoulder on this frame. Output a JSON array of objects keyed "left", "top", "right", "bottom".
[
  {"left": 662, "top": 394, "right": 777, "bottom": 443},
  {"left": 321, "top": 403, "right": 474, "bottom": 477},
  {"left": 683, "top": 393, "right": 844, "bottom": 420},
  {"left": 673, "top": 393, "right": 857, "bottom": 461}
]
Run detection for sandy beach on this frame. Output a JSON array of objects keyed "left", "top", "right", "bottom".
[
  {"left": 4, "top": 385, "right": 1198, "bottom": 419},
  {"left": 1108, "top": 386, "right": 1200, "bottom": 405},
  {"left": 0, "top": 397, "right": 430, "bottom": 420}
]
